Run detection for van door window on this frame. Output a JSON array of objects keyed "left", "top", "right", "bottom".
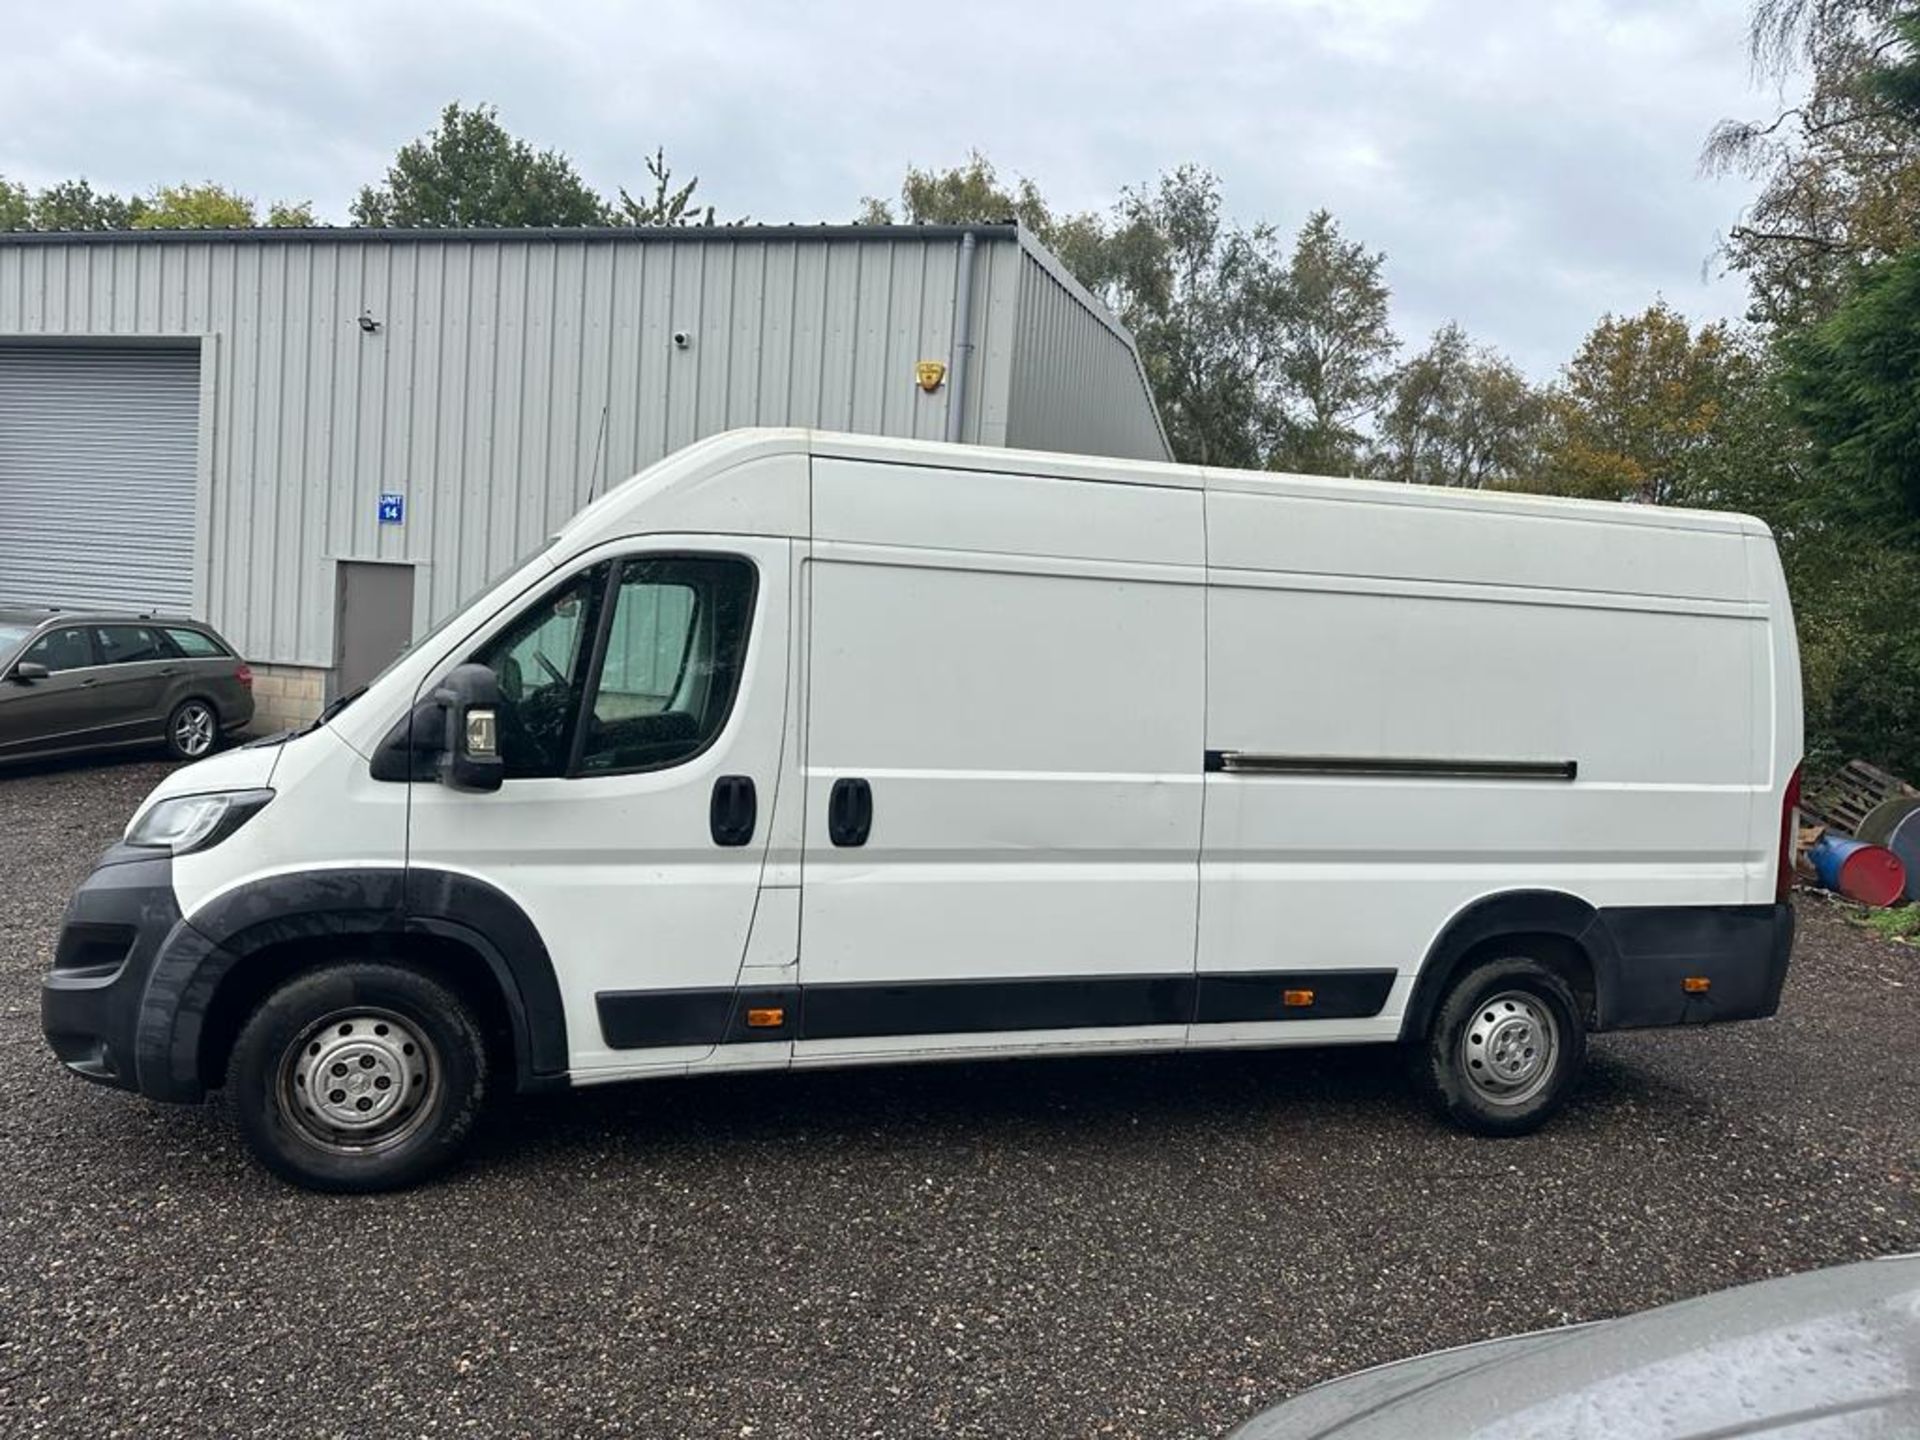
[
  {"left": 470, "top": 563, "right": 609, "bottom": 778},
  {"left": 578, "top": 557, "right": 756, "bottom": 774}
]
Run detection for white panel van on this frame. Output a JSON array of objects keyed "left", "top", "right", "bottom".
[{"left": 40, "top": 430, "right": 1803, "bottom": 1191}]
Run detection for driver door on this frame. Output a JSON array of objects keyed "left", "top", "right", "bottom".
[{"left": 405, "top": 537, "right": 793, "bottom": 1075}]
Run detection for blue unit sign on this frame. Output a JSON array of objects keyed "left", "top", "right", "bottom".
[{"left": 377, "top": 492, "right": 405, "bottom": 525}]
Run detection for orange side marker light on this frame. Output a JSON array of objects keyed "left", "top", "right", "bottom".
[
  {"left": 1282, "top": 989, "right": 1316, "bottom": 1008},
  {"left": 1682, "top": 977, "right": 1711, "bottom": 995},
  {"left": 745, "top": 1007, "right": 786, "bottom": 1028}
]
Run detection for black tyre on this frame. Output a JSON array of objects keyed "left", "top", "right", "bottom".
[
  {"left": 1414, "top": 956, "right": 1586, "bottom": 1136},
  {"left": 227, "top": 962, "right": 488, "bottom": 1192},
  {"left": 165, "top": 697, "right": 220, "bottom": 760}
]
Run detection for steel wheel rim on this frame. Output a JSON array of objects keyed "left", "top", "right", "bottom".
[
  {"left": 1460, "top": 990, "right": 1559, "bottom": 1107},
  {"left": 174, "top": 703, "right": 216, "bottom": 756},
  {"left": 277, "top": 1007, "right": 442, "bottom": 1154}
]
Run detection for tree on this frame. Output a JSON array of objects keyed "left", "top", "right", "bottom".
[
  {"left": 1101, "top": 166, "right": 1293, "bottom": 468},
  {"left": 132, "top": 183, "right": 258, "bottom": 229},
  {"left": 352, "top": 102, "right": 606, "bottom": 228},
  {"left": 1375, "top": 323, "right": 1547, "bottom": 487},
  {"left": 28, "top": 178, "right": 144, "bottom": 231},
  {"left": 609, "top": 147, "right": 716, "bottom": 226},
  {"left": 1269, "top": 210, "right": 1397, "bottom": 474},
  {"left": 1703, "top": 1, "right": 1920, "bottom": 327},
  {"left": 862, "top": 156, "right": 1414, "bottom": 471},
  {"left": 1782, "top": 244, "right": 1920, "bottom": 526},
  {"left": 267, "top": 201, "right": 317, "bottom": 228},
  {"left": 0, "top": 176, "right": 29, "bottom": 230},
  {"left": 1535, "top": 302, "right": 1750, "bottom": 505},
  {"left": 858, "top": 150, "right": 1110, "bottom": 290}
]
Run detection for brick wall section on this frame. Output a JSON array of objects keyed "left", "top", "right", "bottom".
[{"left": 248, "top": 663, "right": 327, "bottom": 730}]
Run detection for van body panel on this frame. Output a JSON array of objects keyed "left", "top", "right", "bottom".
[
  {"left": 811, "top": 454, "right": 1206, "bottom": 567},
  {"left": 1203, "top": 487, "right": 1753, "bottom": 601},
  {"left": 166, "top": 724, "right": 399, "bottom": 922},
  {"left": 1195, "top": 482, "right": 1777, "bottom": 1035},
  {"left": 795, "top": 456, "right": 1206, "bottom": 1061}
]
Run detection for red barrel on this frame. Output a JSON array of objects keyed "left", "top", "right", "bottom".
[{"left": 1807, "top": 834, "right": 1908, "bottom": 907}]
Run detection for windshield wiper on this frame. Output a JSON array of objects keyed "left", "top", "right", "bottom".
[{"left": 302, "top": 683, "right": 368, "bottom": 733}]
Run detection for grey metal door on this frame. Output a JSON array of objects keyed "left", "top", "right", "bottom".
[
  {"left": 335, "top": 562, "right": 416, "bottom": 695},
  {"left": 0, "top": 345, "right": 200, "bottom": 612}
]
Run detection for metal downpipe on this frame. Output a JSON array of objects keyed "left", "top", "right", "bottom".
[{"left": 944, "top": 231, "right": 977, "bottom": 444}]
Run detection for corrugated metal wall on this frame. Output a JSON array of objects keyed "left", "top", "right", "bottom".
[
  {"left": 1004, "top": 246, "right": 1171, "bottom": 465},
  {"left": 0, "top": 229, "right": 1161, "bottom": 667}
]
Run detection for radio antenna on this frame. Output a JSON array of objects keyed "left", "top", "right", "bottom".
[{"left": 585, "top": 402, "right": 610, "bottom": 504}]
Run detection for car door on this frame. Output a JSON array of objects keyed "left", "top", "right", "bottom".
[
  {"left": 90, "top": 624, "right": 178, "bottom": 742},
  {"left": 405, "top": 536, "right": 793, "bottom": 1075},
  {"left": 0, "top": 626, "right": 106, "bottom": 759}
]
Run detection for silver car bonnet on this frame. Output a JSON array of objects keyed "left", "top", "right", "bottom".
[{"left": 1232, "top": 1253, "right": 1920, "bottom": 1439}]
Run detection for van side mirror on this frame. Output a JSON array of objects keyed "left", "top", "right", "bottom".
[
  {"left": 8, "top": 661, "right": 49, "bottom": 684},
  {"left": 434, "top": 663, "right": 505, "bottom": 793}
]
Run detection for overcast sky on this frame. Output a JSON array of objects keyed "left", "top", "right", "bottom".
[{"left": 0, "top": 0, "right": 1781, "bottom": 377}]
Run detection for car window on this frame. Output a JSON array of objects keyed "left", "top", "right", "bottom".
[
  {"left": 163, "top": 627, "right": 227, "bottom": 658},
  {"left": 94, "top": 625, "right": 170, "bottom": 666},
  {"left": 22, "top": 627, "right": 93, "bottom": 673},
  {"left": 579, "top": 557, "right": 756, "bottom": 774},
  {"left": 469, "top": 563, "right": 610, "bottom": 779}
]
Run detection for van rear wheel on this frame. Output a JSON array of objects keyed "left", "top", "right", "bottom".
[
  {"left": 1415, "top": 956, "right": 1586, "bottom": 1136},
  {"left": 227, "top": 962, "right": 488, "bottom": 1192}
]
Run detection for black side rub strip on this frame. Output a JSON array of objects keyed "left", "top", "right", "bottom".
[
  {"left": 1205, "top": 750, "right": 1577, "bottom": 781},
  {"left": 594, "top": 970, "right": 1398, "bottom": 1049}
]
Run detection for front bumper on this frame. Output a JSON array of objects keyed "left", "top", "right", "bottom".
[{"left": 41, "top": 844, "right": 182, "bottom": 1094}]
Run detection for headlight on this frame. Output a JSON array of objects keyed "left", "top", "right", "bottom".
[{"left": 126, "top": 789, "right": 275, "bottom": 856}]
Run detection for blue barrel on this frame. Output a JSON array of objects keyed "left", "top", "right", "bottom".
[{"left": 1808, "top": 834, "right": 1907, "bottom": 907}]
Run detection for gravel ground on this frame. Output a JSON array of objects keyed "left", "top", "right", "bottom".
[{"left": 1, "top": 756, "right": 1916, "bottom": 1439}]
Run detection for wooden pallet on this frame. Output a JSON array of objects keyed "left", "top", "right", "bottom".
[{"left": 1800, "top": 759, "right": 1919, "bottom": 838}]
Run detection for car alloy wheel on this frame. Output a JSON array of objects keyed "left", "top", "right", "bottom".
[{"left": 171, "top": 700, "right": 217, "bottom": 758}]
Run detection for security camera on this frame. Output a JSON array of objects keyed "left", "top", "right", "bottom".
[{"left": 672, "top": 330, "right": 692, "bottom": 350}]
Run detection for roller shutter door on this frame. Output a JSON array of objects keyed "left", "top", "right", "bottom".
[{"left": 0, "top": 344, "right": 200, "bottom": 613}]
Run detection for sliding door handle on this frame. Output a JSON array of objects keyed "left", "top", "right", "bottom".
[{"left": 828, "top": 777, "right": 872, "bottom": 847}]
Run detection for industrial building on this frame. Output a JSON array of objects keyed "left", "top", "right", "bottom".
[{"left": 0, "top": 225, "right": 1168, "bottom": 727}]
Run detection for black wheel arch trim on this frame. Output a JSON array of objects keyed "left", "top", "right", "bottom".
[
  {"left": 1398, "top": 890, "right": 1616, "bottom": 1043},
  {"left": 135, "top": 867, "right": 567, "bottom": 1100}
]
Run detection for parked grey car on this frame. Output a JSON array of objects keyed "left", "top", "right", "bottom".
[
  {"left": 1231, "top": 1252, "right": 1920, "bottom": 1438},
  {"left": 0, "top": 608, "right": 254, "bottom": 765}
]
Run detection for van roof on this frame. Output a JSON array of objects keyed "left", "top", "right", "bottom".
[{"left": 645, "top": 428, "right": 1769, "bottom": 539}]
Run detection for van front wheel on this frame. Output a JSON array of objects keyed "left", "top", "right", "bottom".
[
  {"left": 228, "top": 962, "right": 489, "bottom": 1192},
  {"left": 1415, "top": 957, "right": 1586, "bottom": 1136}
]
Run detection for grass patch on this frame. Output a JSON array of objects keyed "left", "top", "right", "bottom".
[{"left": 1861, "top": 904, "right": 1920, "bottom": 944}]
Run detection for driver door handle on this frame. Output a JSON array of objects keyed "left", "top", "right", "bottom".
[{"left": 709, "top": 775, "right": 757, "bottom": 847}]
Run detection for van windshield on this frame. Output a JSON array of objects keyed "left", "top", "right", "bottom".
[{"left": 0, "top": 622, "right": 33, "bottom": 656}]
